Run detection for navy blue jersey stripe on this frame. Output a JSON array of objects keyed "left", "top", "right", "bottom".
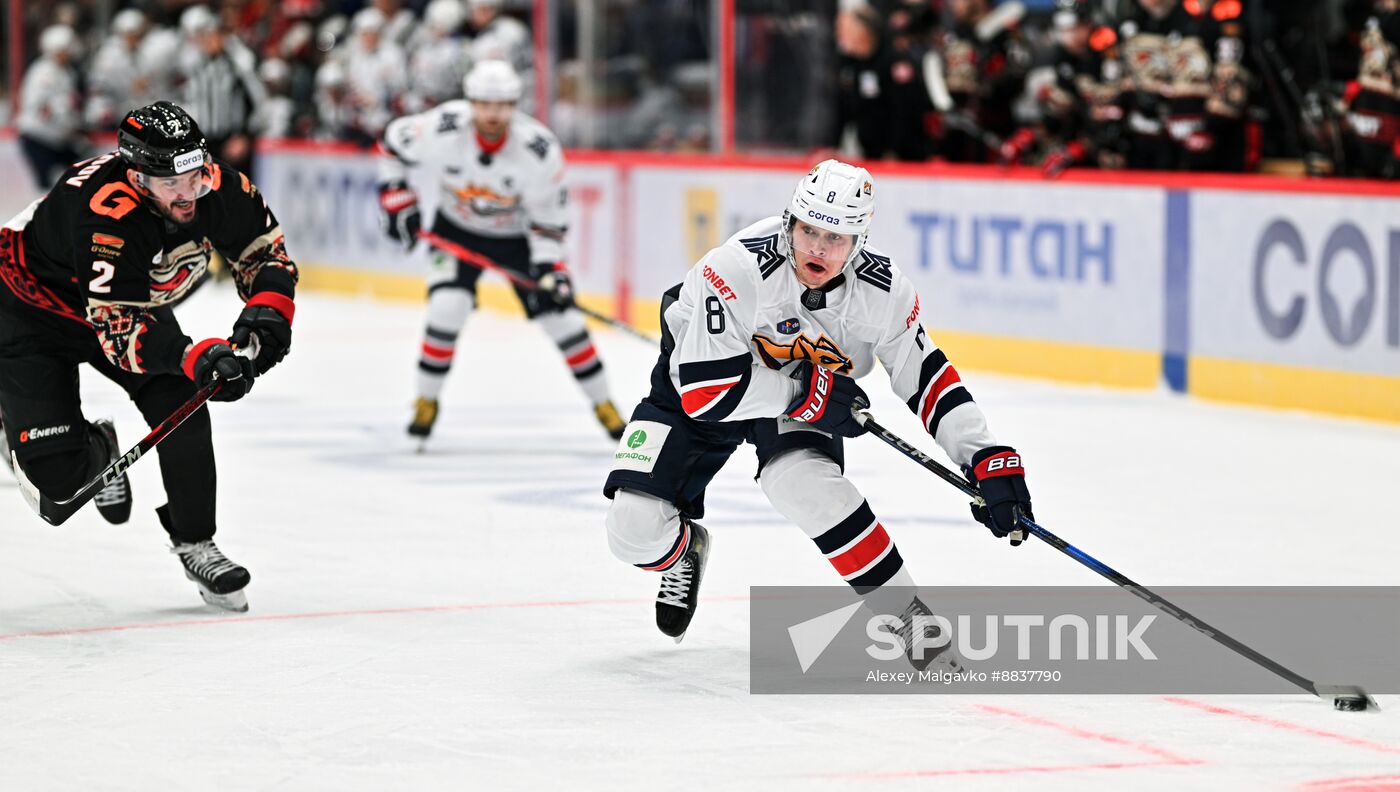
[
  {"left": 904, "top": 349, "right": 951, "bottom": 414},
  {"left": 927, "top": 386, "right": 975, "bottom": 437},
  {"left": 677, "top": 352, "right": 751, "bottom": 387}
]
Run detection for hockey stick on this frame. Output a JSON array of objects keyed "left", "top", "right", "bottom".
[
  {"left": 416, "top": 230, "right": 659, "bottom": 345},
  {"left": 853, "top": 409, "right": 1380, "bottom": 712},
  {"left": 11, "top": 380, "right": 224, "bottom": 526}
]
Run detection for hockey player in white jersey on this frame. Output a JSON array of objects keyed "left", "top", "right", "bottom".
[
  {"left": 377, "top": 60, "right": 628, "bottom": 442},
  {"left": 603, "top": 160, "right": 1034, "bottom": 651},
  {"left": 406, "top": 0, "right": 471, "bottom": 113}
]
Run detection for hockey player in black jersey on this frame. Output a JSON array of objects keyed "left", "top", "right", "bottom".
[
  {"left": 602, "top": 161, "right": 1034, "bottom": 658},
  {"left": 0, "top": 101, "right": 299, "bottom": 611}
]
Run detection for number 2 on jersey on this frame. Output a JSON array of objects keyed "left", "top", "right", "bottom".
[{"left": 89, "top": 260, "right": 115, "bottom": 294}]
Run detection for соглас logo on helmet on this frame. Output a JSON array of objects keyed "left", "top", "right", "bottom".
[{"left": 172, "top": 149, "right": 205, "bottom": 175}]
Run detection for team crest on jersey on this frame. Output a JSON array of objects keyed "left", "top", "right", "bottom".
[
  {"left": 777, "top": 317, "right": 800, "bottom": 335},
  {"left": 752, "top": 332, "right": 853, "bottom": 374},
  {"left": 149, "top": 239, "right": 212, "bottom": 301},
  {"left": 452, "top": 184, "right": 520, "bottom": 215}
]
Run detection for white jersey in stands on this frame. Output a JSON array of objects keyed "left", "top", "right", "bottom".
[
  {"left": 664, "top": 215, "right": 996, "bottom": 468},
  {"left": 378, "top": 101, "right": 567, "bottom": 263}
]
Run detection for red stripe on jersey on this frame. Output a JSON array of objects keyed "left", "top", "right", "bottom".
[
  {"left": 920, "top": 365, "right": 963, "bottom": 426},
  {"left": 566, "top": 345, "right": 598, "bottom": 368},
  {"left": 680, "top": 381, "right": 737, "bottom": 417},
  {"left": 828, "top": 523, "right": 891, "bottom": 578},
  {"left": 639, "top": 524, "right": 690, "bottom": 571},
  {"left": 421, "top": 341, "right": 454, "bottom": 361}
]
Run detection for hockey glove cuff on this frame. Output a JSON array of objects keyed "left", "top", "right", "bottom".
[
  {"left": 966, "top": 445, "right": 1033, "bottom": 545},
  {"left": 786, "top": 360, "right": 869, "bottom": 437},
  {"left": 185, "top": 339, "right": 255, "bottom": 402}
]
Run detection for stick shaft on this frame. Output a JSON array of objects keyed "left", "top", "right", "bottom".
[
  {"left": 14, "top": 381, "right": 221, "bottom": 525},
  {"left": 417, "top": 230, "right": 658, "bottom": 344},
  {"left": 856, "top": 410, "right": 1329, "bottom": 700}
]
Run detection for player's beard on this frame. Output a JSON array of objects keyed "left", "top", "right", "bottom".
[{"left": 156, "top": 198, "right": 199, "bottom": 226}]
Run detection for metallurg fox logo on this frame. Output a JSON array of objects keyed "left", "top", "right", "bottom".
[{"left": 752, "top": 332, "right": 853, "bottom": 374}]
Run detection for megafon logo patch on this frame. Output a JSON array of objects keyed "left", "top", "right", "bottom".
[{"left": 19, "top": 424, "right": 72, "bottom": 444}]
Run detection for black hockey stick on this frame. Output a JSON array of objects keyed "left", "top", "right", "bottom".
[
  {"left": 853, "top": 409, "right": 1380, "bottom": 712},
  {"left": 417, "top": 230, "right": 659, "bottom": 345},
  {"left": 11, "top": 380, "right": 223, "bottom": 526}
]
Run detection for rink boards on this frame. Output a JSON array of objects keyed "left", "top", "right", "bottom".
[{"left": 2, "top": 133, "right": 1397, "bottom": 422}]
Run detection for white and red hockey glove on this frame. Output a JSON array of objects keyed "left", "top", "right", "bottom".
[{"left": 377, "top": 180, "right": 421, "bottom": 250}]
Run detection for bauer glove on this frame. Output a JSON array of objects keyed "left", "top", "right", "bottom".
[
  {"left": 786, "top": 360, "right": 869, "bottom": 437},
  {"left": 966, "top": 445, "right": 1033, "bottom": 545}
]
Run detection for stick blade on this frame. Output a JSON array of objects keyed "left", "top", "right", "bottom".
[{"left": 1316, "top": 684, "right": 1381, "bottom": 712}]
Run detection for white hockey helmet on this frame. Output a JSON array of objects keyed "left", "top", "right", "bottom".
[
  {"left": 464, "top": 59, "right": 522, "bottom": 103},
  {"left": 425, "top": 0, "right": 466, "bottom": 32},
  {"left": 352, "top": 7, "right": 386, "bottom": 34},
  {"left": 782, "top": 159, "right": 875, "bottom": 272},
  {"left": 112, "top": 9, "right": 147, "bottom": 36},
  {"left": 179, "top": 5, "right": 217, "bottom": 36},
  {"left": 39, "top": 25, "right": 78, "bottom": 57}
]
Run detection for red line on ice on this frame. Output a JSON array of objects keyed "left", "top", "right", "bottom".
[
  {"left": 975, "top": 704, "right": 1203, "bottom": 765},
  {"left": 817, "top": 755, "right": 1192, "bottom": 783},
  {"left": 1299, "top": 774, "right": 1400, "bottom": 792},
  {"left": 0, "top": 595, "right": 753, "bottom": 642},
  {"left": 810, "top": 703, "right": 1202, "bottom": 780},
  {"left": 1164, "top": 697, "right": 1400, "bottom": 755}
]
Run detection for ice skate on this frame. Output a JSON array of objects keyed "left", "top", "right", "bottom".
[
  {"left": 408, "top": 397, "right": 439, "bottom": 448},
  {"left": 90, "top": 419, "right": 132, "bottom": 525},
  {"left": 172, "top": 540, "right": 251, "bottom": 612},
  {"left": 594, "top": 400, "right": 627, "bottom": 441},
  {"left": 656, "top": 521, "right": 710, "bottom": 643},
  {"left": 897, "top": 596, "right": 967, "bottom": 673}
]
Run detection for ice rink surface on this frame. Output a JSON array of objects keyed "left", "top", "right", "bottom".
[{"left": 2, "top": 285, "right": 1398, "bottom": 791}]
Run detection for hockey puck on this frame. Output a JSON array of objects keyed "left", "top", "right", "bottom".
[{"left": 1334, "top": 696, "right": 1368, "bottom": 712}]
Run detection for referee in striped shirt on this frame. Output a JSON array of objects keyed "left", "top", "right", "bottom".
[{"left": 183, "top": 15, "right": 266, "bottom": 177}]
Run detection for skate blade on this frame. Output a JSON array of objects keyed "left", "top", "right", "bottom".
[
  {"left": 185, "top": 573, "right": 249, "bottom": 612},
  {"left": 197, "top": 587, "right": 249, "bottom": 612},
  {"left": 673, "top": 632, "right": 686, "bottom": 645}
]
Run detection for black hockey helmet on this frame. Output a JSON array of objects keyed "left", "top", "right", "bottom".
[
  {"left": 117, "top": 101, "right": 209, "bottom": 178},
  {"left": 1053, "top": 0, "right": 1094, "bottom": 28}
]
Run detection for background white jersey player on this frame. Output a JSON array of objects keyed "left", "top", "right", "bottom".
[
  {"left": 377, "top": 60, "right": 627, "bottom": 443},
  {"left": 603, "top": 160, "right": 1035, "bottom": 652}
]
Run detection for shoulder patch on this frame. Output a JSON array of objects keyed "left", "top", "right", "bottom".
[
  {"left": 854, "top": 249, "right": 893, "bottom": 292},
  {"left": 526, "top": 135, "right": 551, "bottom": 160},
  {"left": 740, "top": 234, "right": 784, "bottom": 279},
  {"left": 437, "top": 111, "right": 460, "bottom": 133}
]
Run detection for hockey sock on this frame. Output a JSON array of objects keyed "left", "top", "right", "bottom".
[
  {"left": 417, "top": 288, "right": 474, "bottom": 399},
  {"left": 761, "top": 449, "right": 916, "bottom": 592},
  {"left": 535, "top": 311, "right": 610, "bottom": 404}
]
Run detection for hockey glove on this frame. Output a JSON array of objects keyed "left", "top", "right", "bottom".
[
  {"left": 378, "top": 180, "right": 421, "bottom": 250},
  {"left": 786, "top": 360, "right": 869, "bottom": 437},
  {"left": 184, "top": 339, "right": 255, "bottom": 402},
  {"left": 966, "top": 445, "right": 1033, "bottom": 545},
  {"left": 530, "top": 262, "right": 575, "bottom": 307},
  {"left": 230, "top": 293, "right": 294, "bottom": 375}
]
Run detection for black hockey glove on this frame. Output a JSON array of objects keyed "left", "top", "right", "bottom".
[
  {"left": 230, "top": 293, "right": 294, "bottom": 375},
  {"left": 378, "top": 180, "right": 421, "bottom": 250},
  {"left": 530, "top": 262, "right": 575, "bottom": 307},
  {"left": 786, "top": 360, "right": 869, "bottom": 437},
  {"left": 965, "top": 445, "right": 1033, "bottom": 545},
  {"left": 184, "top": 338, "right": 255, "bottom": 402}
]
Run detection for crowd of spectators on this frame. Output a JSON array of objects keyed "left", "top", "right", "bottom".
[
  {"left": 825, "top": 0, "right": 1400, "bottom": 178},
  {"left": 6, "top": 0, "right": 1399, "bottom": 183}
]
